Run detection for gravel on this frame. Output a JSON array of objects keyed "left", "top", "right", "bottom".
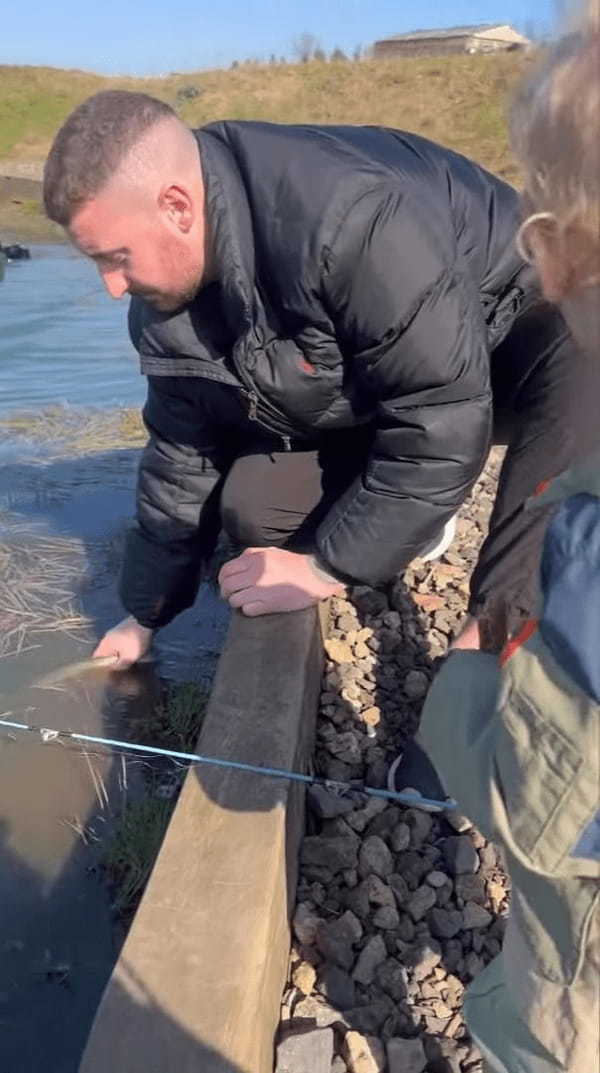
[{"left": 279, "top": 451, "right": 510, "bottom": 1072}]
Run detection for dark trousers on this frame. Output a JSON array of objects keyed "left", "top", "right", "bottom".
[{"left": 220, "top": 300, "right": 600, "bottom": 621}]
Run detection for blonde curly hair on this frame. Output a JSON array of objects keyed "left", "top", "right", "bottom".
[{"left": 511, "top": 2, "right": 600, "bottom": 291}]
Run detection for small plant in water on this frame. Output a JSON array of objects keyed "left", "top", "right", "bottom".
[
  {"left": 104, "top": 680, "right": 209, "bottom": 917},
  {"left": 130, "top": 680, "right": 209, "bottom": 753},
  {"left": 104, "top": 796, "right": 174, "bottom": 916}
]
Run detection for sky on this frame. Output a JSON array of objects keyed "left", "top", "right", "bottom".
[{"left": 2, "top": 0, "right": 558, "bottom": 76}]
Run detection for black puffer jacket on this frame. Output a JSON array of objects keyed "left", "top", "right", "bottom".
[{"left": 122, "top": 121, "right": 531, "bottom": 628}]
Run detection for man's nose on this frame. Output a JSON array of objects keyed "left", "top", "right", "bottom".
[{"left": 101, "top": 268, "right": 129, "bottom": 299}]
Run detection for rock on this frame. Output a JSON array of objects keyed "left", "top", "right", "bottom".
[
  {"left": 426, "top": 870, "right": 450, "bottom": 889},
  {"left": 293, "top": 996, "right": 341, "bottom": 1028},
  {"left": 375, "top": 959, "right": 409, "bottom": 1001},
  {"left": 455, "top": 873, "right": 487, "bottom": 905},
  {"left": 429, "top": 908, "right": 464, "bottom": 940},
  {"left": 404, "top": 939, "right": 442, "bottom": 981},
  {"left": 462, "top": 902, "right": 493, "bottom": 930},
  {"left": 317, "top": 964, "right": 355, "bottom": 1010},
  {"left": 403, "top": 670, "right": 429, "bottom": 699},
  {"left": 444, "top": 808, "right": 473, "bottom": 833},
  {"left": 407, "top": 884, "right": 437, "bottom": 922},
  {"left": 345, "top": 883, "right": 371, "bottom": 921},
  {"left": 373, "top": 905, "right": 400, "bottom": 930},
  {"left": 342, "top": 1001, "right": 393, "bottom": 1035},
  {"left": 484, "top": 936, "right": 502, "bottom": 959},
  {"left": 366, "top": 805, "right": 402, "bottom": 841},
  {"left": 386, "top": 1036, "right": 427, "bottom": 1073},
  {"left": 444, "top": 973, "right": 465, "bottom": 1005},
  {"left": 316, "top": 912, "right": 363, "bottom": 970},
  {"left": 343, "top": 869, "right": 358, "bottom": 889},
  {"left": 308, "top": 785, "right": 356, "bottom": 819},
  {"left": 479, "top": 843, "right": 499, "bottom": 871},
  {"left": 292, "top": 961, "right": 317, "bottom": 995},
  {"left": 293, "top": 902, "right": 322, "bottom": 946},
  {"left": 443, "top": 939, "right": 463, "bottom": 974},
  {"left": 275, "top": 1027, "right": 334, "bottom": 1073},
  {"left": 430, "top": 1000, "right": 453, "bottom": 1020},
  {"left": 301, "top": 838, "right": 359, "bottom": 876},
  {"left": 487, "top": 879, "right": 508, "bottom": 912},
  {"left": 388, "top": 874, "right": 410, "bottom": 906},
  {"left": 390, "top": 822, "right": 411, "bottom": 853},
  {"left": 324, "top": 638, "right": 354, "bottom": 664},
  {"left": 332, "top": 1058, "right": 349, "bottom": 1073},
  {"left": 406, "top": 809, "right": 433, "bottom": 848},
  {"left": 352, "top": 588, "right": 389, "bottom": 617},
  {"left": 396, "top": 851, "right": 430, "bottom": 888},
  {"left": 343, "top": 1032, "right": 386, "bottom": 1073},
  {"left": 424, "top": 1036, "right": 463, "bottom": 1073},
  {"left": 326, "top": 732, "right": 363, "bottom": 765},
  {"left": 465, "top": 951, "right": 485, "bottom": 978},
  {"left": 442, "top": 836, "right": 479, "bottom": 876},
  {"left": 395, "top": 913, "right": 416, "bottom": 943},
  {"left": 362, "top": 706, "right": 381, "bottom": 728},
  {"left": 358, "top": 836, "right": 394, "bottom": 880},
  {"left": 346, "top": 798, "right": 389, "bottom": 834},
  {"left": 362, "top": 875, "right": 395, "bottom": 908},
  {"left": 352, "top": 935, "right": 387, "bottom": 985}
]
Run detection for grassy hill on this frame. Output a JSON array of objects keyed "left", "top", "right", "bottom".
[{"left": 0, "top": 52, "right": 531, "bottom": 241}]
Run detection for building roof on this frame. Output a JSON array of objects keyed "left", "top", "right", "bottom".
[{"left": 379, "top": 24, "right": 509, "bottom": 42}]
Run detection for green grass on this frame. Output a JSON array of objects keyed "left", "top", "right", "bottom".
[
  {"left": 130, "top": 680, "right": 210, "bottom": 753},
  {"left": 103, "top": 681, "right": 209, "bottom": 916},
  {"left": 103, "top": 795, "right": 174, "bottom": 915}
]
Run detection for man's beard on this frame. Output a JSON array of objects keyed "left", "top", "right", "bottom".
[{"left": 133, "top": 271, "right": 201, "bottom": 313}]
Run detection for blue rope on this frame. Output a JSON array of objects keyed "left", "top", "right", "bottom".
[{"left": 0, "top": 717, "right": 455, "bottom": 811}]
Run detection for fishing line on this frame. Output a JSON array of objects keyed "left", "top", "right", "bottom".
[{"left": 0, "top": 716, "right": 455, "bottom": 811}]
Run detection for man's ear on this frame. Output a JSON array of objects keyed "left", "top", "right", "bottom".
[{"left": 158, "top": 184, "right": 194, "bottom": 233}]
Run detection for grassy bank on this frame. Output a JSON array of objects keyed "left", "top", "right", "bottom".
[{"left": 0, "top": 52, "right": 531, "bottom": 239}]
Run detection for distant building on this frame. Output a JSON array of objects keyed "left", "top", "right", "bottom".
[{"left": 373, "top": 24, "right": 532, "bottom": 60}]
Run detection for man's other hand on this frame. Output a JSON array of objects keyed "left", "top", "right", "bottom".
[
  {"left": 92, "top": 615, "right": 154, "bottom": 669},
  {"left": 218, "top": 547, "right": 344, "bottom": 616}
]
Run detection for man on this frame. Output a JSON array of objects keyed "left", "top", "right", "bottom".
[
  {"left": 43, "top": 91, "right": 599, "bottom": 666},
  {"left": 392, "top": 17, "right": 600, "bottom": 1072}
]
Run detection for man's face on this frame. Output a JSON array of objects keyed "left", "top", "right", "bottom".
[{"left": 69, "top": 185, "right": 205, "bottom": 313}]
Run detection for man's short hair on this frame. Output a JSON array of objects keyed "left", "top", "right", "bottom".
[{"left": 43, "top": 90, "right": 177, "bottom": 226}]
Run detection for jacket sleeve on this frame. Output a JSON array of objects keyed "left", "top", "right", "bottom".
[
  {"left": 119, "top": 376, "right": 223, "bottom": 629},
  {"left": 316, "top": 186, "right": 492, "bottom": 584}
]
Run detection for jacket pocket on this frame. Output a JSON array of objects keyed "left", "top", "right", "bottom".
[{"left": 495, "top": 687, "right": 583, "bottom": 874}]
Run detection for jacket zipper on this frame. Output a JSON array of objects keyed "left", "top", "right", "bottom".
[{"left": 246, "top": 389, "right": 292, "bottom": 450}]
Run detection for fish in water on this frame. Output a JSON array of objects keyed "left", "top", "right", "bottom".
[{"left": 32, "top": 654, "right": 120, "bottom": 689}]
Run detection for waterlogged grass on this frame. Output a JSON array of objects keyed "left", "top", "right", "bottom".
[
  {"left": 130, "top": 680, "right": 210, "bottom": 753},
  {"left": 104, "top": 680, "right": 209, "bottom": 916},
  {"left": 103, "top": 795, "right": 174, "bottom": 914},
  {"left": 0, "top": 52, "right": 532, "bottom": 182},
  {"left": 0, "top": 405, "right": 146, "bottom": 457}
]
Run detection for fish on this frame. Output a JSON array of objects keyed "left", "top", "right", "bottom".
[{"left": 32, "top": 654, "right": 120, "bottom": 689}]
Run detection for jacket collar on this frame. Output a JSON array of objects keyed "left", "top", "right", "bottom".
[{"left": 193, "top": 128, "right": 256, "bottom": 340}]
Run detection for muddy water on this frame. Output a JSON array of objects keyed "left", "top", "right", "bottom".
[{"left": 0, "top": 249, "right": 229, "bottom": 1072}]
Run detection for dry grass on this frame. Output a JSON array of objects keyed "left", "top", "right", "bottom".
[
  {"left": 0, "top": 521, "right": 92, "bottom": 659},
  {"left": 0, "top": 52, "right": 532, "bottom": 183}
]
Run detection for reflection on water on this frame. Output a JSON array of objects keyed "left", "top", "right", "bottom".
[{"left": 0, "top": 422, "right": 228, "bottom": 1069}]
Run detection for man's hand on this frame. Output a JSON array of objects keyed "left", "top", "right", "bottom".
[
  {"left": 92, "top": 615, "right": 153, "bottom": 669},
  {"left": 218, "top": 547, "right": 344, "bottom": 616}
]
